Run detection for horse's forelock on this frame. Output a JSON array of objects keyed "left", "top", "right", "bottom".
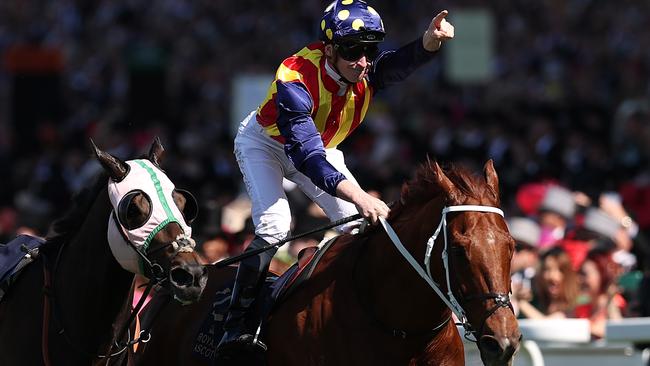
[
  {"left": 444, "top": 166, "right": 483, "bottom": 200},
  {"left": 399, "top": 163, "right": 492, "bottom": 209}
]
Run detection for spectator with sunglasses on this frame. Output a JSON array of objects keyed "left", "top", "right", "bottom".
[{"left": 217, "top": 0, "right": 454, "bottom": 358}]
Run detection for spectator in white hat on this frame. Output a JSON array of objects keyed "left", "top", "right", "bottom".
[
  {"left": 508, "top": 217, "right": 542, "bottom": 317},
  {"left": 537, "top": 186, "right": 577, "bottom": 249},
  {"left": 509, "top": 217, "right": 541, "bottom": 275}
]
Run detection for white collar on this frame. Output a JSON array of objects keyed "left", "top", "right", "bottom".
[{"left": 324, "top": 59, "right": 350, "bottom": 96}]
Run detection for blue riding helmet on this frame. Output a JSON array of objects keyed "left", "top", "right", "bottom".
[{"left": 319, "top": 0, "right": 385, "bottom": 45}]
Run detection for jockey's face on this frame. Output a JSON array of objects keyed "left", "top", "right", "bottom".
[
  {"left": 336, "top": 53, "right": 369, "bottom": 83},
  {"left": 325, "top": 43, "right": 371, "bottom": 83}
]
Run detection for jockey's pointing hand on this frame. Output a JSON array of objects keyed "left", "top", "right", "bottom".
[{"left": 423, "top": 10, "right": 455, "bottom": 52}]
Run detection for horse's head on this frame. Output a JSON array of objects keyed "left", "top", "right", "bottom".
[
  {"left": 428, "top": 160, "right": 520, "bottom": 365},
  {"left": 93, "top": 138, "right": 208, "bottom": 304},
  {"left": 393, "top": 160, "right": 520, "bottom": 364}
]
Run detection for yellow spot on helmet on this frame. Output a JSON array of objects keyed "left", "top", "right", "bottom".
[
  {"left": 321, "top": 20, "right": 326, "bottom": 31},
  {"left": 341, "top": 0, "right": 353, "bottom": 4},
  {"left": 337, "top": 10, "right": 350, "bottom": 21},
  {"left": 326, "top": 29, "right": 333, "bottom": 40},
  {"left": 368, "top": 6, "right": 378, "bottom": 15},
  {"left": 351, "top": 18, "right": 365, "bottom": 30}
]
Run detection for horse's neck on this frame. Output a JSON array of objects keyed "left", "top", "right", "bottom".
[
  {"left": 359, "top": 201, "right": 450, "bottom": 326},
  {"left": 54, "top": 189, "right": 134, "bottom": 347}
]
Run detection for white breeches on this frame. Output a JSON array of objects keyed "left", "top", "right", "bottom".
[{"left": 234, "top": 111, "right": 360, "bottom": 244}]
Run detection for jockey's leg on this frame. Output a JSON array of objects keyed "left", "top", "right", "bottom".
[
  {"left": 218, "top": 114, "right": 291, "bottom": 357},
  {"left": 217, "top": 236, "right": 277, "bottom": 355}
]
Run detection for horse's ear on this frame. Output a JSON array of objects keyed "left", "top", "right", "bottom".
[
  {"left": 148, "top": 137, "right": 165, "bottom": 168},
  {"left": 483, "top": 159, "right": 500, "bottom": 200},
  {"left": 91, "top": 139, "right": 130, "bottom": 182},
  {"left": 432, "top": 161, "right": 457, "bottom": 199}
]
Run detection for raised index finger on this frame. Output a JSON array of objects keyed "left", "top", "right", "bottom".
[{"left": 432, "top": 10, "right": 449, "bottom": 29}]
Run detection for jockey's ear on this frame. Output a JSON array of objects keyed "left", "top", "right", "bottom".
[
  {"left": 148, "top": 137, "right": 165, "bottom": 168},
  {"left": 91, "top": 139, "right": 130, "bottom": 182},
  {"left": 483, "top": 159, "right": 500, "bottom": 203},
  {"left": 324, "top": 43, "right": 335, "bottom": 61}
]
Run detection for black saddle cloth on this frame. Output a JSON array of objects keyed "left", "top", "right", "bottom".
[{"left": 192, "top": 241, "right": 337, "bottom": 364}]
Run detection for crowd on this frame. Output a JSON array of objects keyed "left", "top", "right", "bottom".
[
  {"left": 0, "top": 0, "right": 649, "bottom": 339},
  {"left": 508, "top": 185, "right": 649, "bottom": 339}
]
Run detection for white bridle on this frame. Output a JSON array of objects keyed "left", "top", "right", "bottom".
[{"left": 378, "top": 205, "right": 504, "bottom": 334}]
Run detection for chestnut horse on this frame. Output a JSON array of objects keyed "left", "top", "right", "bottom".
[
  {"left": 133, "top": 160, "right": 520, "bottom": 366},
  {"left": 0, "top": 138, "right": 208, "bottom": 366}
]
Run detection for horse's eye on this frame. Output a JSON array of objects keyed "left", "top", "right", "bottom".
[{"left": 117, "top": 190, "right": 152, "bottom": 230}]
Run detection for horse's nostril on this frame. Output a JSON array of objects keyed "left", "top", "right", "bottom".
[{"left": 170, "top": 267, "right": 193, "bottom": 287}]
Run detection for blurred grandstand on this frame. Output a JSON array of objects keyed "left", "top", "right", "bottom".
[{"left": 0, "top": 0, "right": 648, "bottom": 240}]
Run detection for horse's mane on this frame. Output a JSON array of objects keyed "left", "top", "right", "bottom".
[
  {"left": 396, "top": 161, "right": 491, "bottom": 212},
  {"left": 44, "top": 170, "right": 109, "bottom": 246}
]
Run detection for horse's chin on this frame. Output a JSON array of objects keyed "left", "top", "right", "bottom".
[
  {"left": 173, "top": 293, "right": 199, "bottom": 305},
  {"left": 172, "top": 284, "right": 205, "bottom": 305},
  {"left": 478, "top": 336, "right": 519, "bottom": 366},
  {"left": 478, "top": 352, "right": 515, "bottom": 366}
]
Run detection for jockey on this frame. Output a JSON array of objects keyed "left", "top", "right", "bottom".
[{"left": 217, "top": 0, "right": 455, "bottom": 357}]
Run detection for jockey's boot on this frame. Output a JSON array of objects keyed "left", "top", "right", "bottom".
[{"left": 216, "top": 237, "right": 272, "bottom": 359}]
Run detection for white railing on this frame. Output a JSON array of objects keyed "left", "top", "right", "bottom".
[{"left": 460, "top": 318, "right": 650, "bottom": 366}]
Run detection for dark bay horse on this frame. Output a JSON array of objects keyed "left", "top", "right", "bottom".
[
  {"left": 133, "top": 160, "right": 520, "bottom": 366},
  {"left": 0, "top": 138, "right": 208, "bottom": 365}
]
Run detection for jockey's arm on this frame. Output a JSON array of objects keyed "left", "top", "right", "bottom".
[
  {"left": 275, "top": 80, "right": 389, "bottom": 223},
  {"left": 369, "top": 10, "right": 455, "bottom": 91},
  {"left": 275, "top": 80, "right": 346, "bottom": 197},
  {"left": 368, "top": 37, "right": 438, "bottom": 91}
]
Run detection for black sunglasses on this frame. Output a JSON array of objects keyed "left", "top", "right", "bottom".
[{"left": 334, "top": 42, "right": 380, "bottom": 61}]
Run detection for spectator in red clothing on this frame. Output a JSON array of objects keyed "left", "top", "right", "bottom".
[
  {"left": 575, "top": 248, "right": 626, "bottom": 339},
  {"left": 560, "top": 206, "right": 624, "bottom": 271}
]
